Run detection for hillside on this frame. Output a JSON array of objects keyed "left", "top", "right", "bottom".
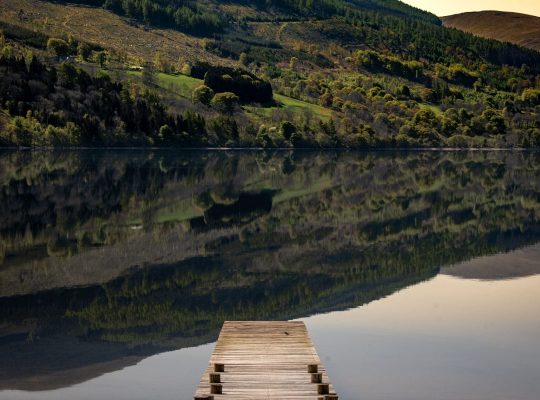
[
  {"left": 0, "top": 0, "right": 539, "bottom": 148},
  {"left": 442, "top": 11, "right": 540, "bottom": 51}
]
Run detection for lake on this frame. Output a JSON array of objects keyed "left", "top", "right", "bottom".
[{"left": 0, "top": 150, "right": 539, "bottom": 400}]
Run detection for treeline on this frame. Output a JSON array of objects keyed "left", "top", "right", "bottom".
[
  {"left": 344, "top": 13, "right": 540, "bottom": 72},
  {"left": 49, "top": 0, "right": 225, "bottom": 35},
  {"left": 0, "top": 54, "right": 210, "bottom": 146},
  {"left": 201, "top": 65, "right": 273, "bottom": 103},
  {"left": 40, "top": 0, "right": 540, "bottom": 73},
  {"left": 234, "top": 0, "right": 540, "bottom": 72},
  {"left": 0, "top": 21, "right": 49, "bottom": 49},
  {"left": 240, "top": 0, "right": 439, "bottom": 24},
  {"left": 40, "top": 0, "right": 440, "bottom": 37}
]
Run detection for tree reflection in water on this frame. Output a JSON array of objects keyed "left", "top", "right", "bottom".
[{"left": 0, "top": 150, "right": 539, "bottom": 390}]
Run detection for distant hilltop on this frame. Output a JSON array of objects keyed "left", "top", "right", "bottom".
[
  {"left": 442, "top": 11, "right": 540, "bottom": 51},
  {"left": 442, "top": 243, "right": 540, "bottom": 281}
]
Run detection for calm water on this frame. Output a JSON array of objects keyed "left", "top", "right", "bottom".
[{"left": 0, "top": 150, "right": 539, "bottom": 400}]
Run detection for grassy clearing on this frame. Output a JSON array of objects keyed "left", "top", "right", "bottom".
[
  {"left": 126, "top": 71, "right": 334, "bottom": 120},
  {"left": 154, "top": 203, "right": 201, "bottom": 224},
  {"left": 155, "top": 73, "right": 203, "bottom": 98},
  {"left": 126, "top": 202, "right": 201, "bottom": 226},
  {"left": 273, "top": 177, "right": 334, "bottom": 204},
  {"left": 245, "top": 93, "right": 333, "bottom": 121},
  {"left": 125, "top": 71, "right": 203, "bottom": 98},
  {"left": 418, "top": 103, "right": 442, "bottom": 115},
  {"left": 274, "top": 94, "right": 333, "bottom": 118}
]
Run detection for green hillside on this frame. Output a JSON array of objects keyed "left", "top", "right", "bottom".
[
  {"left": 0, "top": 0, "right": 539, "bottom": 148},
  {"left": 52, "top": 0, "right": 441, "bottom": 34}
]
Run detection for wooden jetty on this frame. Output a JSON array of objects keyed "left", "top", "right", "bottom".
[{"left": 194, "top": 321, "right": 338, "bottom": 400}]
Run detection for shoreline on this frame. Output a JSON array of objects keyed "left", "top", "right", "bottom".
[{"left": 1, "top": 147, "right": 539, "bottom": 152}]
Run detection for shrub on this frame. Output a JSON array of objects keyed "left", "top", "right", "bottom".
[
  {"left": 77, "top": 42, "right": 92, "bottom": 61},
  {"left": 159, "top": 124, "right": 174, "bottom": 142},
  {"left": 256, "top": 125, "right": 273, "bottom": 147},
  {"left": 45, "top": 122, "right": 80, "bottom": 146},
  {"left": 192, "top": 85, "right": 215, "bottom": 106},
  {"left": 210, "top": 92, "right": 240, "bottom": 113},
  {"left": 471, "top": 109, "right": 506, "bottom": 136},
  {"left": 399, "top": 85, "right": 411, "bottom": 97},
  {"left": 208, "top": 115, "right": 239, "bottom": 142},
  {"left": 280, "top": 121, "right": 296, "bottom": 141},
  {"left": 204, "top": 66, "right": 273, "bottom": 103},
  {"left": 522, "top": 89, "right": 540, "bottom": 106},
  {"left": 482, "top": 109, "right": 506, "bottom": 135},
  {"left": 413, "top": 109, "right": 438, "bottom": 127},
  {"left": 47, "top": 38, "right": 70, "bottom": 57},
  {"left": 239, "top": 52, "right": 248, "bottom": 66}
]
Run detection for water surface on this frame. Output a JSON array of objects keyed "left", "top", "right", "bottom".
[{"left": 0, "top": 150, "right": 539, "bottom": 400}]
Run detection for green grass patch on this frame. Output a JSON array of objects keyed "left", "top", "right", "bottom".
[
  {"left": 124, "top": 71, "right": 332, "bottom": 120},
  {"left": 125, "top": 71, "right": 203, "bottom": 98},
  {"left": 154, "top": 203, "right": 201, "bottom": 224},
  {"left": 245, "top": 93, "right": 333, "bottom": 121},
  {"left": 273, "top": 177, "right": 334, "bottom": 204},
  {"left": 155, "top": 73, "right": 203, "bottom": 98},
  {"left": 418, "top": 103, "right": 442, "bottom": 115},
  {"left": 274, "top": 94, "right": 333, "bottom": 119}
]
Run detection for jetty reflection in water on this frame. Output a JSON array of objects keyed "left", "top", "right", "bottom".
[{"left": 0, "top": 150, "right": 539, "bottom": 400}]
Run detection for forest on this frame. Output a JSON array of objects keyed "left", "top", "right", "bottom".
[{"left": 0, "top": 0, "right": 539, "bottom": 147}]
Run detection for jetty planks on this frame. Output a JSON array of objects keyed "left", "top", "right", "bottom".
[{"left": 194, "top": 321, "right": 338, "bottom": 400}]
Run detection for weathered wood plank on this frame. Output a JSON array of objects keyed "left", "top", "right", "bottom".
[{"left": 194, "top": 321, "right": 338, "bottom": 400}]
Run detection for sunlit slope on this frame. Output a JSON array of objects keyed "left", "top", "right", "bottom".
[
  {"left": 442, "top": 11, "right": 540, "bottom": 51},
  {"left": 0, "top": 0, "right": 230, "bottom": 66}
]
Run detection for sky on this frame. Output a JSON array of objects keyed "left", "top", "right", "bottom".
[{"left": 401, "top": 0, "right": 540, "bottom": 17}]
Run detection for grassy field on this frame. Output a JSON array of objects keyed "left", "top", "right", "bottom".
[
  {"left": 418, "top": 103, "right": 442, "bottom": 115},
  {"left": 274, "top": 94, "right": 333, "bottom": 118},
  {"left": 126, "top": 71, "right": 203, "bottom": 99},
  {"left": 155, "top": 72, "right": 333, "bottom": 119},
  {"left": 154, "top": 202, "right": 201, "bottom": 224},
  {"left": 155, "top": 73, "right": 203, "bottom": 98},
  {"left": 126, "top": 70, "right": 334, "bottom": 119},
  {"left": 245, "top": 93, "right": 333, "bottom": 121},
  {"left": 273, "top": 177, "right": 334, "bottom": 204}
]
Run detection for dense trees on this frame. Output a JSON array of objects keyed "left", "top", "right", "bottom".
[
  {"left": 49, "top": 0, "right": 226, "bottom": 35},
  {"left": 203, "top": 67, "right": 273, "bottom": 103},
  {"left": 35, "top": 0, "right": 540, "bottom": 75},
  {"left": 37, "top": 0, "right": 439, "bottom": 38},
  {"left": 243, "top": 0, "right": 439, "bottom": 24},
  {"left": 46, "top": 38, "right": 70, "bottom": 57},
  {"left": 0, "top": 54, "right": 210, "bottom": 146},
  {"left": 355, "top": 50, "right": 424, "bottom": 81},
  {"left": 2, "top": 0, "right": 539, "bottom": 148}
]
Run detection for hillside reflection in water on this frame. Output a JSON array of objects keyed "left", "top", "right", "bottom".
[{"left": 0, "top": 150, "right": 539, "bottom": 400}]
